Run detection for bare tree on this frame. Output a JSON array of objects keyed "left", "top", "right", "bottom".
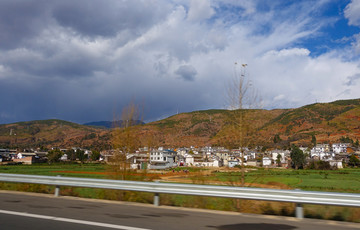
[
  {"left": 225, "top": 63, "right": 262, "bottom": 186},
  {"left": 226, "top": 63, "right": 261, "bottom": 110},
  {"left": 110, "top": 101, "right": 142, "bottom": 180}
]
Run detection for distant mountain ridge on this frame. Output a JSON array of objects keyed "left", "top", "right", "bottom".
[
  {"left": 83, "top": 120, "right": 145, "bottom": 129},
  {"left": 0, "top": 119, "right": 109, "bottom": 149}
]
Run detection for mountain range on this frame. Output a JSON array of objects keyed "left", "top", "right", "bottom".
[
  {"left": 0, "top": 98, "right": 359, "bottom": 150},
  {"left": 83, "top": 120, "right": 144, "bottom": 129}
]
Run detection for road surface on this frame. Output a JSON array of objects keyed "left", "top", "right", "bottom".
[{"left": 0, "top": 190, "right": 358, "bottom": 230}]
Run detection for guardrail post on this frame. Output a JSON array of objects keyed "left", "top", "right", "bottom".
[
  {"left": 154, "top": 180, "right": 159, "bottom": 206},
  {"left": 54, "top": 175, "right": 60, "bottom": 197},
  {"left": 295, "top": 189, "right": 303, "bottom": 219},
  {"left": 296, "top": 203, "right": 303, "bottom": 219}
]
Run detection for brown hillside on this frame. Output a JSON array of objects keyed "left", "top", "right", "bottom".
[
  {"left": 0, "top": 119, "right": 110, "bottom": 149},
  {"left": 0, "top": 99, "right": 359, "bottom": 149}
]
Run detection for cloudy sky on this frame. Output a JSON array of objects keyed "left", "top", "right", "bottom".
[{"left": 1, "top": 0, "right": 360, "bottom": 124}]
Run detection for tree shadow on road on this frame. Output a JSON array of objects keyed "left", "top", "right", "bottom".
[{"left": 211, "top": 223, "right": 296, "bottom": 230}]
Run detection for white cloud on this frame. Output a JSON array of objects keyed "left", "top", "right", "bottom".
[
  {"left": 345, "top": 0, "right": 360, "bottom": 56},
  {"left": 1, "top": 1, "right": 360, "bottom": 124},
  {"left": 345, "top": 0, "right": 360, "bottom": 26},
  {"left": 263, "top": 48, "right": 310, "bottom": 58},
  {"left": 273, "top": 94, "right": 285, "bottom": 101},
  {"left": 187, "top": 0, "right": 215, "bottom": 22},
  {"left": 253, "top": 50, "right": 360, "bottom": 108},
  {"left": 353, "top": 33, "right": 360, "bottom": 55}
]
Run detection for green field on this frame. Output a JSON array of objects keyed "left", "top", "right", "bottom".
[
  {"left": 211, "top": 168, "right": 360, "bottom": 193},
  {"left": 0, "top": 163, "right": 108, "bottom": 178}
]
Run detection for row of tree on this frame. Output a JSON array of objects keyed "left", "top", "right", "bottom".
[
  {"left": 290, "top": 144, "right": 360, "bottom": 169},
  {"left": 47, "top": 149, "right": 100, "bottom": 164}
]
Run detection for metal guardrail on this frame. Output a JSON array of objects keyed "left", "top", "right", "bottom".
[{"left": 1, "top": 173, "right": 360, "bottom": 219}]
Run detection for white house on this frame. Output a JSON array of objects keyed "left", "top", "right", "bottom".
[
  {"left": 262, "top": 157, "right": 272, "bottom": 167},
  {"left": 299, "top": 147, "right": 310, "bottom": 155},
  {"left": 327, "top": 160, "right": 343, "bottom": 169},
  {"left": 245, "top": 151, "right": 256, "bottom": 160},
  {"left": 176, "top": 148, "right": 188, "bottom": 156},
  {"left": 228, "top": 160, "right": 240, "bottom": 168},
  {"left": 310, "top": 144, "right": 333, "bottom": 160},
  {"left": 127, "top": 152, "right": 148, "bottom": 170},
  {"left": 332, "top": 143, "right": 350, "bottom": 154},
  {"left": 194, "top": 158, "right": 221, "bottom": 167},
  {"left": 271, "top": 150, "right": 285, "bottom": 162},
  {"left": 183, "top": 153, "right": 194, "bottom": 166},
  {"left": 148, "top": 148, "right": 177, "bottom": 170},
  {"left": 60, "top": 154, "right": 68, "bottom": 161}
]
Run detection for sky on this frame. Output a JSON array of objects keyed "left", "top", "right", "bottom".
[{"left": 0, "top": 0, "right": 360, "bottom": 124}]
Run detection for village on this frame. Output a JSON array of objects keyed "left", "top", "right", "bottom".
[{"left": 0, "top": 142, "right": 359, "bottom": 170}]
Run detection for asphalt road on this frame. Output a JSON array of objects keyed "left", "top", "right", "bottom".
[{"left": 0, "top": 190, "right": 358, "bottom": 230}]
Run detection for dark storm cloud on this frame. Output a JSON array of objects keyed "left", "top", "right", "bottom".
[
  {"left": 52, "top": 0, "right": 169, "bottom": 38},
  {"left": 0, "top": 0, "right": 169, "bottom": 49},
  {"left": 1, "top": 47, "right": 106, "bottom": 79},
  {"left": 175, "top": 65, "right": 197, "bottom": 81},
  {"left": 0, "top": 73, "right": 115, "bottom": 124},
  {"left": 0, "top": 0, "right": 50, "bottom": 50},
  {"left": 345, "top": 73, "right": 360, "bottom": 86},
  {"left": 0, "top": 0, "right": 171, "bottom": 82}
]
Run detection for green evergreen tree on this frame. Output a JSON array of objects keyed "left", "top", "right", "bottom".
[
  {"left": 348, "top": 154, "right": 360, "bottom": 167},
  {"left": 276, "top": 153, "right": 282, "bottom": 167},
  {"left": 354, "top": 139, "right": 359, "bottom": 148},
  {"left": 290, "top": 145, "right": 305, "bottom": 170},
  {"left": 311, "top": 134, "right": 316, "bottom": 147},
  {"left": 76, "top": 149, "right": 86, "bottom": 164},
  {"left": 91, "top": 150, "right": 101, "bottom": 161},
  {"left": 65, "top": 149, "right": 76, "bottom": 161},
  {"left": 273, "top": 134, "right": 282, "bottom": 144},
  {"left": 47, "top": 149, "right": 63, "bottom": 164}
]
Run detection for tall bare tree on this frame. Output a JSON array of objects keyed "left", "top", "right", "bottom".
[
  {"left": 225, "top": 63, "right": 262, "bottom": 186},
  {"left": 226, "top": 63, "right": 261, "bottom": 110},
  {"left": 110, "top": 101, "right": 142, "bottom": 180}
]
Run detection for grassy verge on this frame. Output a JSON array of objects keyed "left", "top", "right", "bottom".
[{"left": 1, "top": 164, "right": 360, "bottom": 222}]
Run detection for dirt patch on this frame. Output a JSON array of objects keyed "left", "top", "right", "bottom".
[{"left": 52, "top": 170, "right": 111, "bottom": 175}]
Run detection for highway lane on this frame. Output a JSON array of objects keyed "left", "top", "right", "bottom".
[{"left": 0, "top": 190, "right": 359, "bottom": 230}]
